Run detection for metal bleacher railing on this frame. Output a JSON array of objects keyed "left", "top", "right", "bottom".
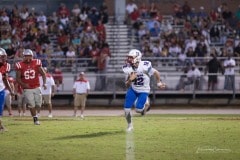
[{"left": 9, "top": 56, "right": 237, "bottom": 101}]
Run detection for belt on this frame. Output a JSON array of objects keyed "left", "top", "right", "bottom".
[{"left": 76, "top": 93, "right": 85, "bottom": 95}]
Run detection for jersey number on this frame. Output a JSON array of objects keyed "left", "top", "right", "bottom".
[
  {"left": 24, "top": 70, "right": 36, "bottom": 79},
  {"left": 133, "top": 75, "right": 144, "bottom": 86}
]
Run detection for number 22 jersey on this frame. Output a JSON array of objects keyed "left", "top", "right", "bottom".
[{"left": 122, "top": 60, "right": 155, "bottom": 93}]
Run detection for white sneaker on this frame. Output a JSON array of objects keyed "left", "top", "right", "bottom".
[
  {"left": 34, "top": 121, "right": 40, "bottom": 125},
  {"left": 141, "top": 97, "right": 150, "bottom": 116},
  {"left": 126, "top": 123, "right": 133, "bottom": 132},
  {"left": 80, "top": 115, "right": 84, "bottom": 119},
  {"left": 48, "top": 114, "right": 53, "bottom": 118}
]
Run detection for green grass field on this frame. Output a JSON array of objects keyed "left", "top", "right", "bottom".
[{"left": 1, "top": 114, "right": 240, "bottom": 160}]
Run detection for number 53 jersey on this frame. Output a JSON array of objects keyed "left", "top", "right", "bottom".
[
  {"left": 15, "top": 59, "right": 42, "bottom": 89},
  {"left": 122, "top": 60, "right": 155, "bottom": 93}
]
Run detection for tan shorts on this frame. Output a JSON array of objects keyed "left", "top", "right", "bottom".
[
  {"left": 24, "top": 88, "right": 42, "bottom": 108},
  {"left": 74, "top": 93, "right": 87, "bottom": 108},
  {"left": 42, "top": 95, "right": 51, "bottom": 104}
]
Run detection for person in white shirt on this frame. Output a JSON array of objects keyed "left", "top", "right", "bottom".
[
  {"left": 72, "top": 72, "right": 90, "bottom": 118},
  {"left": 177, "top": 64, "right": 201, "bottom": 90},
  {"left": 223, "top": 54, "right": 236, "bottom": 90},
  {"left": 39, "top": 67, "right": 55, "bottom": 118}
]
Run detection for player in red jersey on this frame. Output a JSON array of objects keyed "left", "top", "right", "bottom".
[
  {"left": 15, "top": 49, "right": 46, "bottom": 125},
  {"left": 0, "top": 48, "right": 14, "bottom": 131}
]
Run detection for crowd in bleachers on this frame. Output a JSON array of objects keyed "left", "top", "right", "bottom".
[
  {"left": 0, "top": 2, "right": 110, "bottom": 72},
  {"left": 126, "top": 0, "right": 240, "bottom": 71}
]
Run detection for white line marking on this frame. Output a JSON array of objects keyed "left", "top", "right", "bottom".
[{"left": 126, "top": 132, "right": 135, "bottom": 160}]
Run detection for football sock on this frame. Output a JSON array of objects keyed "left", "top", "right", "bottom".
[{"left": 125, "top": 111, "right": 131, "bottom": 124}]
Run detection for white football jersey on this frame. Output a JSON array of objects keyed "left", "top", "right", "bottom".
[
  {"left": 0, "top": 73, "right": 4, "bottom": 92},
  {"left": 122, "top": 61, "right": 155, "bottom": 93}
]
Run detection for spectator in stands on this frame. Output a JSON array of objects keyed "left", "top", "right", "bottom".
[
  {"left": 205, "top": 53, "right": 223, "bottom": 91},
  {"left": 125, "top": 0, "right": 138, "bottom": 24},
  {"left": 177, "top": 50, "right": 187, "bottom": 71},
  {"left": 149, "top": 22, "right": 161, "bottom": 38},
  {"left": 95, "top": 42, "right": 110, "bottom": 91},
  {"left": 184, "top": 36, "right": 197, "bottom": 53},
  {"left": 65, "top": 45, "right": 76, "bottom": 65},
  {"left": 95, "top": 20, "right": 106, "bottom": 42},
  {"left": 52, "top": 67, "right": 63, "bottom": 92},
  {"left": 71, "top": 33, "right": 81, "bottom": 49},
  {"left": 72, "top": 72, "right": 90, "bottom": 119},
  {"left": 71, "top": 3, "right": 81, "bottom": 18},
  {"left": 194, "top": 41, "right": 208, "bottom": 65},
  {"left": 129, "top": 8, "right": 140, "bottom": 24},
  {"left": 149, "top": 2, "right": 158, "bottom": 18},
  {"left": 198, "top": 6, "right": 208, "bottom": 19},
  {"left": 235, "top": 5, "right": 240, "bottom": 21},
  {"left": 38, "top": 67, "right": 55, "bottom": 118},
  {"left": 88, "top": 7, "right": 100, "bottom": 27},
  {"left": 0, "top": 34, "right": 12, "bottom": 50},
  {"left": 223, "top": 53, "right": 236, "bottom": 90},
  {"left": 19, "top": 6, "right": 29, "bottom": 21},
  {"left": 79, "top": 10, "right": 88, "bottom": 22},
  {"left": 99, "top": 5, "right": 109, "bottom": 24},
  {"left": 57, "top": 3, "right": 70, "bottom": 17},
  {"left": 13, "top": 47, "right": 24, "bottom": 63},
  {"left": 36, "top": 49, "right": 48, "bottom": 67},
  {"left": 58, "top": 14, "right": 70, "bottom": 32},
  {"left": 176, "top": 64, "right": 201, "bottom": 91},
  {"left": 137, "top": 23, "right": 149, "bottom": 41},
  {"left": 37, "top": 11, "right": 47, "bottom": 25},
  {"left": 57, "top": 31, "right": 70, "bottom": 55},
  {"left": 181, "top": 1, "right": 191, "bottom": 18},
  {"left": 209, "top": 8, "right": 219, "bottom": 22},
  {"left": 185, "top": 46, "right": 196, "bottom": 65},
  {"left": 210, "top": 24, "right": 220, "bottom": 43},
  {"left": 161, "top": 19, "right": 173, "bottom": 38},
  {"left": 89, "top": 41, "right": 100, "bottom": 72},
  {"left": 168, "top": 42, "right": 182, "bottom": 58},
  {"left": 221, "top": 5, "right": 232, "bottom": 21},
  {"left": 139, "top": 2, "right": 149, "bottom": 19}
]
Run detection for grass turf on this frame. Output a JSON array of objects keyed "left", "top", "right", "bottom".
[{"left": 0, "top": 114, "right": 240, "bottom": 160}]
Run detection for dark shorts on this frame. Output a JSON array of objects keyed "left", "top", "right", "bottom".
[{"left": 208, "top": 75, "right": 217, "bottom": 83}]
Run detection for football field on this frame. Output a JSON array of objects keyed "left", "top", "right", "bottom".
[{"left": 1, "top": 108, "right": 240, "bottom": 160}]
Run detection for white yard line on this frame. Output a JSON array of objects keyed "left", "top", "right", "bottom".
[{"left": 126, "top": 132, "right": 135, "bottom": 160}]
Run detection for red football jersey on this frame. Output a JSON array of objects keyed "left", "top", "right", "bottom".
[
  {"left": 15, "top": 59, "right": 42, "bottom": 89},
  {"left": 0, "top": 62, "right": 11, "bottom": 74}
]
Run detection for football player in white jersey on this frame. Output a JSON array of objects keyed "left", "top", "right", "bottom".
[
  {"left": 122, "top": 49, "right": 166, "bottom": 132},
  {"left": 0, "top": 48, "right": 14, "bottom": 131}
]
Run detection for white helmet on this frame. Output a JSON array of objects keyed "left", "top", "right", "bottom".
[
  {"left": 23, "top": 49, "right": 34, "bottom": 56},
  {"left": 127, "top": 49, "right": 142, "bottom": 64},
  {"left": 0, "top": 48, "right": 7, "bottom": 55}
]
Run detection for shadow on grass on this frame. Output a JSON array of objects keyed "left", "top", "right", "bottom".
[{"left": 53, "top": 130, "right": 124, "bottom": 140}]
